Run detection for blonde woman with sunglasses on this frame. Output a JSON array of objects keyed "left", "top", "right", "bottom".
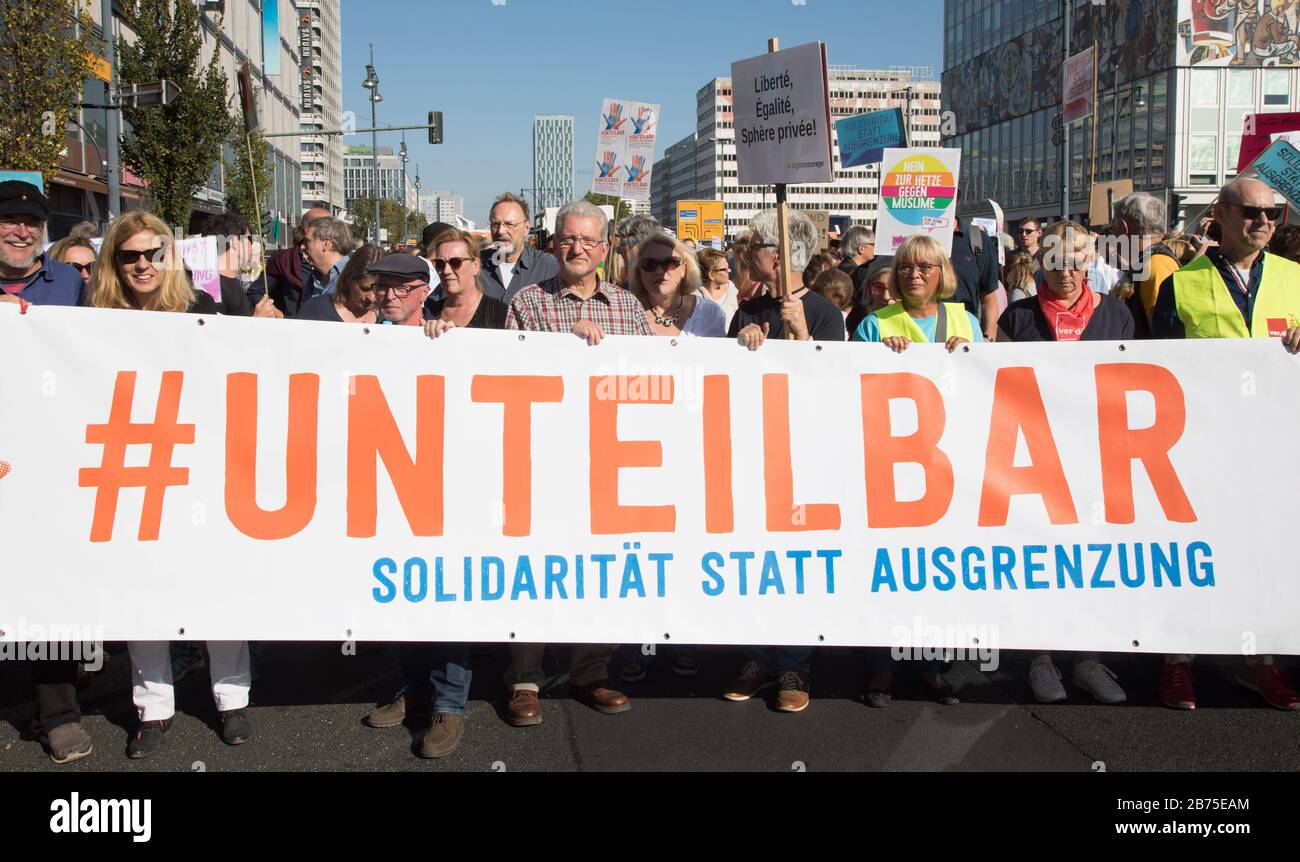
[{"left": 85, "top": 211, "right": 216, "bottom": 314}]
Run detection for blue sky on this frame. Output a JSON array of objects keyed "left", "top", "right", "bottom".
[{"left": 340, "top": 0, "right": 944, "bottom": 222}]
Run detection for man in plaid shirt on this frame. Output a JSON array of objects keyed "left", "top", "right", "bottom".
[
  {"left": 501, "top": 200, "right": 645, "bottom": 727},
  {"left": 506, "top": 200, "right": 653, "bottom": 342}
]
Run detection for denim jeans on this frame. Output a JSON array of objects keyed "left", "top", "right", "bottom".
[
  {"left": 750, "top": 647, "right": 812, "bottom": 674},
  {"left": 400, "top": 642, "right": 472, "bottom": 716}
]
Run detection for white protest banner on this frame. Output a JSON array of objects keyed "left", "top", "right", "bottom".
[
  {"left": 1063, "top": 45, "right": 1096, "bottom": 123},
  {"left": 3, "top": 305, "right": 1300, "bottom": 656},
  {"left": 876, "top": 148, "right": 962, "bottom": 255},
  {"left": 732, "top": 41, "right": 833, "bottom": 186},
  {"left": 176, "top": 236, "right": 220, "bottom": 302},
  {"left": 592, "top": 98, "right": 660, "bottom": 202}
]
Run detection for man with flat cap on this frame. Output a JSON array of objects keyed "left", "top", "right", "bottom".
[
  {"left": 0, "top": 181, "right": 84, "bottom": 307},
  {"left": 369, "top": 252, "right": 433, "bottom": 327}
]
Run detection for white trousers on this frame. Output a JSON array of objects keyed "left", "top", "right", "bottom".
[{"left": 128, "top": 641, "right": 251, "bottom": 721}]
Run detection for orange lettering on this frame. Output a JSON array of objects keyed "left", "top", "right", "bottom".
[
  {"left": 589, "top": 375, "right": 675, "bottom": 534},
  {"left": 702, "top": 375, "right": 734, "bottom": 534},
  {"left": 1096, "top": 363, "right": 1196, "bottom": 524},
  {"left": 225, "top": 373, "right": 320, "bottom": 539},
  {"left": 471, "top": 375, "right": 564, "bottom": 537},
  {"left": 347, "top": 375, "right": 444, "bottom": 537},
  {"left": 762, "top": 374, "right": 840, "bottom": 531},
  {"left": 978, "top": 367, "right": 1078, "bottom": 527},
  {"left": 860, "top": 373, "right": 953, "bottom": 528}
]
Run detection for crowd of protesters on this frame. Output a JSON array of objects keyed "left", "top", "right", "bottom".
[{"left": 3, "top": 172, "right": 1299, "bottom": 765}]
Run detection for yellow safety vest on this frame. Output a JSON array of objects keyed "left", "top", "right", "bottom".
[
  {"left": 1171, "top": 252, "right": 1300, "bottom": 339},
  {"left": 875, "top": 302, "right": 974, "bottom": 343}
]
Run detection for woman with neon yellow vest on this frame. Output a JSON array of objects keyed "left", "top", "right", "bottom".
[
  {"left": 1149, "top": 177, "right": 1300, "bottom": 712},
  {"left": 849, "top": 235, "right": 982, "bottom": 350}
]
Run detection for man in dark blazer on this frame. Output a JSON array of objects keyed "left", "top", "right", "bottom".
[{"left": 476, "top": 192, "right": 558, "bottom": 304}]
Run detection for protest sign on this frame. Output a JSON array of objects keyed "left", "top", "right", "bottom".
[
  {"left": 1247, "top": 138, "right": 1300, "bottom": 205},
  {"left": 1062, "top": 46, "right": 1096, "bottom": 123},
  {"left": 176, "top": 236, "right": 221, "bottom": 301},
  {"left": 3, "top": 305, "right": 1300, "bottom": 656},
  {"left": 1088, "top": 179, "right": 1134, "bottom": 228},
  {"left": 592, "top": 98, "right": 660, "bottom": 202},
  {"left": 731, "top": 41, "right": 833, "bottom": 186},
  {"left": 876, "top": 148, "right": 962, "bottom": 255},
  {"left": 835, "top": 108, "right": 906, "bottom": 169},
  {"left": 1237, "top": 112, "right": 1300, "bottom": 173}
]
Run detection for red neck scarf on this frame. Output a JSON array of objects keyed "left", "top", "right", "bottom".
[{"left": 1036, "top": 284, "right": 1095, "bottom": 342}]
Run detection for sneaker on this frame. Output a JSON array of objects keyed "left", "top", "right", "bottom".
[
  {"left": 44, "top": 722, "right": 93, "bottom": 764},
  {"left": 1235, "top": 662, "right": 1300, "bottom": 711},
  {"left": 1159, "top": 661, "right": 1196, "bottom": 710},
  {"left": 170, "top": 643, "right": 205, "bottom": 683},
  {"left": 1073, "top": 660, "right": 1127, "bottom": 704},
  {"left": 363, "top": 691, "right": 431, "bottom": 728},
  {"left": 614, "top": 656, "right": 648, "bottom": 683},
  {"left": 418, "top": 712, "right": 466, "bottom": 758},
  {"left": 671, "top": 652, "right": 700, "bottom": 676},
  {"left": 126, "top": 718, "right": 172, "bottom": 759},
  {"left": 1028, "top": 655, "right": 1067, "bottom": 703},
  {"left": 776, "top": 671, "right": 810, "bottom": 712},
  {"left": 219, "top": 708, "right": 251, "bottom": 745},
  {"left": 722, "top": 660, "right": 777, "bottom": 702}
]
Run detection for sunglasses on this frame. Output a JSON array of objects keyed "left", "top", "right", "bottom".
[
  {"left": 433, "top": 257, "right": 475, "bottom": 272},
  {"left": 1224, "top": 202, "right": 1284, "bottom": 222},
  {"left": 639, "top": 256, "right": 683, "bottom": 273},
  {"left": 1019, "top": 228, "right": 1039, "bottom": 235},
  {"left": 114, "top": 247, "right": 164, "bottom": 267},
  {"left": 67, "top": 262, "right": 95, "bottom": 275}
]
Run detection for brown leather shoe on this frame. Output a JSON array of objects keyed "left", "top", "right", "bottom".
[
  {"left": 505, "top": 688, "right": 542, "bottom": 726},
  {"left": 571, "top": 679, "right": 631, "bottom": 714}
]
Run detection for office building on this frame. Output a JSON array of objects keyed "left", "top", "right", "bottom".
[
  {"left": 296, "top": 0, "right": 345, "bottom": 215},
  {"left": 533, "top": 114, "right": 575, "bottom": 219}
]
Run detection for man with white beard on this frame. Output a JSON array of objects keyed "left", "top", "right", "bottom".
[
  {"left": 476, "top": 192, "right": 558, "bottom": 304},
  {"left": 0, "top": 181, "right": 84, "bottom": 306}
]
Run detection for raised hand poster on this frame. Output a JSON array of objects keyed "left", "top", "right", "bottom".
[{"left": 592, "top": 98, "right": 660, "bottom": 202}]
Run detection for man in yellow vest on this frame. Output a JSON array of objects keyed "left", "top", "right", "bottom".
[{"left": 1150, "top": 177, "right": 1300, "bottom": 711}]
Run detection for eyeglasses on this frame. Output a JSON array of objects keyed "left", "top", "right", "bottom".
[
  {"left": 489, "top": 220, "right": 523, "bottom": 231},
  {"left": 712, "top": 267, "right": 731, "bottom": 274},
  {"left": 433, "top": 257, "right": 475, "bottom": 272},
  {"left": 1018, "top": 228, "right": 1039, "bottom": 235},
  {"left": 374, "top": 283, "right": 428, "bottom": 300},
  {"left": 1224, "top": 202, "right": 1284, "bottom": 222},
  {"left": 115, "top": 247, "right": 164, "bottom": 267},
  {"left": 751, "top": 242, "right": 777, "bottom": 252},
  {"left": 639, "top": 256, "right": 683, "bottom": 273},
  {"left": 896, "top": 263, "right": 939, "bottom": 276},
  {"left": 67, "top": 262, "right": 95, "bottom": 275},
  {"left": 556, "top": 236, "right": 604, "bottom": 251}
]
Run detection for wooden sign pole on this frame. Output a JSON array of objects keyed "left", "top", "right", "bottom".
[{"left": 766, "top": 37, "right": 797, "bottom": 339}]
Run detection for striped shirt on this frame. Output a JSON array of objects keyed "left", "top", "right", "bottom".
[{"left": 506, "top": 276, "right": 654, "bottom": 336}]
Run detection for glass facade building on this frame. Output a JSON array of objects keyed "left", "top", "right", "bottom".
[{"left": 943, "top": 0, "right": 1300, "bottom": 227}]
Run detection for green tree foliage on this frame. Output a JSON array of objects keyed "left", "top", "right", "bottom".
[
  {"left": 118, "top": 0, "right": 233, "bottom": 229},
  {"left": 0, "top": 0, "right": 92, "bottom": 185},
  {"left": 223, "top": 128, "right": 272, "bottom": 230},
  {"left": 583, "top": 192, "right": 631, "bottom": 222},
  {"left": 348, "top": 197, "right": 427, "bottom": 248}
]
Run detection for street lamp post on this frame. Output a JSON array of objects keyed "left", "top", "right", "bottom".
[
  {"left": 362, "top": 45, "right": 383, "bottom": 245},
  {"left": 413, "top": 165, "right": 421, "bottom": 246},
  {"left": 399, "top": 136, "right": 409, "bottom": 246}
]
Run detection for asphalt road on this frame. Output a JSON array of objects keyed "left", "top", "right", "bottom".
[{"left": 1, "top": 644, "right": 1296, "bottom": 772}]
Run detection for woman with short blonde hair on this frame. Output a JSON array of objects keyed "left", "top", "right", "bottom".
[
  {"left": 850, "top": 234, "right": 980, "bottom": 352},
  {"left": 627, "top": 230, "right": 725, "bottom": 337},
  {"left": 85, "top": 211, "right": 213, "bottom": 313}
]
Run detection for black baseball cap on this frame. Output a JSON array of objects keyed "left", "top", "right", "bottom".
[
  {"left": 366, "top": 253, "right": 431, "bottom": 283},
  {"left": 421, "top": 221, "right": 455, "bottom": 248},
  {"left": 0, "top": 181, "right": 49, "bottom": 221}
]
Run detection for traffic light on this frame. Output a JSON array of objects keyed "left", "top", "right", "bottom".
[{"left": 428, "top": 111, "right": 443, "bottom": 145}]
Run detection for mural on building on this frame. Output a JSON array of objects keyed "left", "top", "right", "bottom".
[
  {"left": 1180, "top": 0, "right": 1300, "bottom": 65},
  {"left": 943, "top": 0, "right": 1176, "bottom": 136}
]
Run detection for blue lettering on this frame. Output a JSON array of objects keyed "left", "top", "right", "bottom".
[
  {"left": 481, "top": 556, "right": 505, "bottom": 601},
  {"left": 961, "top": 547, "right": 987, "bottom": 590},
  {"left": 1187, "top": 542, "right": 1215, "bottom": 587},
  {"left": 758, "top": 551, "right": 785, "bottom": 595},
  {"left": 592, "top": 553, "right": 614, "bottom": 598},
  {"left": 372, "top": 557, "right": 397, "bottom": 603},
  {"left": 902, "top": 547, "right": 926, "bottom": 593},
  {"left": 871, "top": 548, "right": 897, "bottom": 593},
  {"left": 511, "top": 557, "right": 538, "bottom": 601},
  {"left": 1088, "top": 544, "right": 1115, "bottom": 588},
  {"left": 434, "top": 557, "right": 455, "bottom": 602},
  {"left": 1024, "top": 545, "right": 1047, "bottom": 589},
  {"left": 817, "top": 549, "right": 840, "bottom": 593},
  {"left": 544, "top": 555, "right": 568, "bottom": 600},
  {"left": 932, "top": 547, "right": 956, "bottom": 591},
  {"left": 620, "top": 552, "right": 646, "bottom": 599},
  {"left": 701, "top": 552, "right": 725, "bottom": 596},
  {"left": 403, "top": 557, "right": 428, "bottom": 602},
  {"left": 1152, "top": 543, "right": 1181, "bottom": 587},
  {"left": 992, "top": 546, "right": 1017, "bottom": 590},
  {"left": 730, "top": 551, "right": 755, "bottom": 596},
  {"left": 648, "top": 553, "right": 671, "bottom": 598},
  {"left": 1119, "top": 544, "right": 1145, "bottom": 588},
  {"left": 1055, "top": 544, "right": 1083, "bottom": 589},
  {"left": 786, "top": 550, "right": 811, "bottom": 594}
]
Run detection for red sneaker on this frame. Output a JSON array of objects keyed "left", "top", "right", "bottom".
[
  {"left": 1159, "top": 661, "right": 1196, "bottom": 710},
  {"left": 1235, "top": 662, "right": 1300, "bottom": 711}
]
